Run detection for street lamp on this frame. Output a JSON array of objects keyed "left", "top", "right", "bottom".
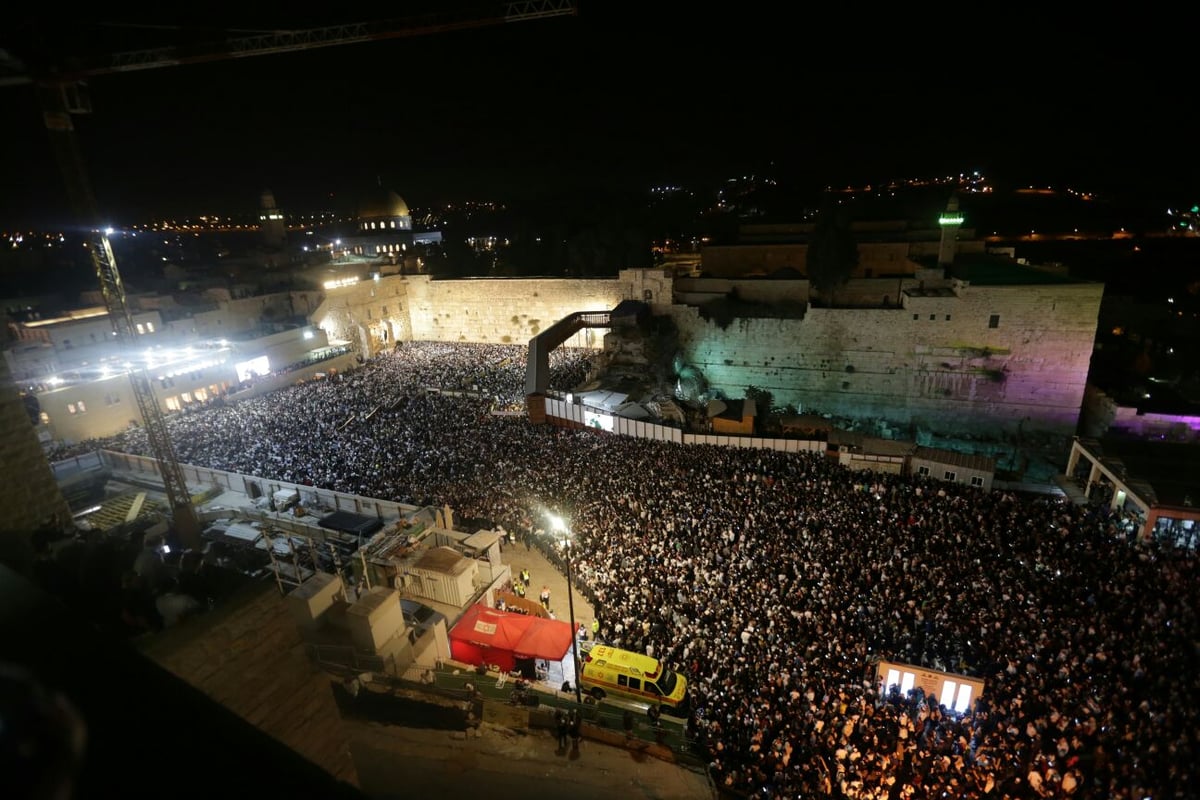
[{"left": 549, "top": 514, "right": 583, "bottom": 706}]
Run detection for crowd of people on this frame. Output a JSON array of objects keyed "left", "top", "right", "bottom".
[{"left": 46, "top": 342, "right": 1199, "bottom": 799}]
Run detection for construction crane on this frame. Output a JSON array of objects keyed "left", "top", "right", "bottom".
[{"left": 11, "top": 2, "right": 578, "bottom": 551}]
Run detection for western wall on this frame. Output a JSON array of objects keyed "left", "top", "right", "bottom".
[{"left": 314, "top": 269, "right": 1103, "bottom": 443}]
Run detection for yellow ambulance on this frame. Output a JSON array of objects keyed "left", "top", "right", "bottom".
[{"left": 579, "top": 645, "right": 688, "bottom": 709}]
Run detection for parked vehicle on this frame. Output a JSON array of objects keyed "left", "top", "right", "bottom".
[{"left": 579, "top": 645, "right": 687, "bottom": 709}]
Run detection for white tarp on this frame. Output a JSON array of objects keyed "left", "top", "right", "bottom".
[
  {"left": 575, "top": 390, "right": 628, "bottom": 413},
  {"left": 614, "top": 402, "right": 651, "bottom": 420}
]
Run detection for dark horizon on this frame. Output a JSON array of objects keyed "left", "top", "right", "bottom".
[{"left": 3, "top": 6, "right": 1196, "bottom": 228}]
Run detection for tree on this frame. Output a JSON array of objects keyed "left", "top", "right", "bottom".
[
  {"left": 806, "top": 195, "right": 859, "bottom": 305},
  {"left": 745, "top": 385, "right": 774, "bottom": 434}
]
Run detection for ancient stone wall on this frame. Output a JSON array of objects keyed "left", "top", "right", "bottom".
[
  {"left": 670, "top": 280, "right": 1104, "bottom": 438},
  {"left": 309, "top": 269, "right": 1102, "bottom": 442},
  {"left": 402, "top": 276, "right": 626, "bottom": 346}
]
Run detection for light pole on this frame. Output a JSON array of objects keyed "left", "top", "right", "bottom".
[{"left": 550, "top": 514, "right": 583, "bottom": 706}]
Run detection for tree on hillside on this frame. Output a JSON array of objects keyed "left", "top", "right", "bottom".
[{"left": 806, "top": 195, "right": 859, "bottom": 305}]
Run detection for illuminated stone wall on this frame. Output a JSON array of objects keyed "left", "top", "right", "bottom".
[
  {"left": 0, "top": 357, "right": 71, "bottom": 564},
  {"left": 671, "top": 280, "right": 1104, "bottom": 438},
  {"left": 402, "top": 276, "right": 626, "bottom": 345},
  {"left": 311, "top": 269, "right": 1101, "bottom": 441},
  {"left": 314, "top": 272, "right": 670, "bottom": 355}
]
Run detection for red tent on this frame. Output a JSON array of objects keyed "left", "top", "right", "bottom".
[{"left": 450, "top": 604, "right": 578, "bottom": 673}]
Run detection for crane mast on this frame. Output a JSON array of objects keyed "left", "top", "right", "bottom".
[
  {"left": 40, "top": 82, "right": 204, "bottom": 548},
  {"left": 93, "top": 237, "right": 202, "bottom": 546}
]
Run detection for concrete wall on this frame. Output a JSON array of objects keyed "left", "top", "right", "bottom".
[{"left": 670, "top": 280, "right": 1104, "bottom": 438}]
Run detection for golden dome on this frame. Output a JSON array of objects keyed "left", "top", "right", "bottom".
[{"left": 357, "top": 187, "right": 410, "bottom": 220}]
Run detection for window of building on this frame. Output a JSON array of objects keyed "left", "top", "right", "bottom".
[
  {"left": 944, "top": 470, "right": 957, "bottom": 481},
  {"left": 382, "top": 306, "right": 388, "bottom": 315},
  {"left": 643, "top": 289, "right": 653, "bottom": 302},
  {"left": 67, "top": 403, "right": 78, "bottom": 415},
  {"left": 971, "top": 475, "right": 984, "bottom": 487},
  {"left": 194, "top": 388, "right": 208, "bottom": 402},
  {"left": 930, "top": 314, "right": 936, "bottom": 321},
  {"left": 39, "top": 411, "right": 50, "bottom": 425},
  {"left": 389, "top": 220, "right": 396, "bottom": 228},
  {"left": 988, "top": 314, "right": 1000, "bottom": 328},
  {"left": 913, "top": 314, "right": 919, "bottom": 321},
  {"left": 945, "top": 314, "right": 951, "bottom": 321},
  {"left": 181, "top": 392, "right": 193, "bottom": 403},
  {"left": 136, "top": 323, "right": 145, "bottom": 334},
  {"left": 146, "top": 322, "right": 155, "bottom": 332},
  {"left": 165, "top": 396, "right": 180, "bottom": 411},
  {"left": 917, "top": 465, "right": 930, "bottom": 476}
]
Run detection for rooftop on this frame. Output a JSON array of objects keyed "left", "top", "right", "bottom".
[
  {"left": 1087, "top": 436, "right": 1200, "bottom": 509},
  {"left": 940, "top": 253, "right": 1084, "bottom": 286},
  {"left": 413, "top": 545, "right": 474, "bottom": 575}
]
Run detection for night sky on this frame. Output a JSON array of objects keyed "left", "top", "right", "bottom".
[{"left": 3, "top": 4, "right": 1195, "bottom": 226}]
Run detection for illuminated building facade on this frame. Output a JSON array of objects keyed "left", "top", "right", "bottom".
[
  {"left": 259, "top": 189, "right": 287, "bottom": 249},
  {"left": 336, "top": 183, "right": 442, "bottom": 266}
]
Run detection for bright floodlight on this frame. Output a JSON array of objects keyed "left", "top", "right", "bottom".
[
  {"left": 548, "top": 514, "right": 565, "bottom": 533},
  {"left": 104, "top": 227, "right": 114, "bottom": 236}
]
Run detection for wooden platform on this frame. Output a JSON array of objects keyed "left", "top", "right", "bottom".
[{"left": 137, "top": 579, "right": 359, "bottom": 786}]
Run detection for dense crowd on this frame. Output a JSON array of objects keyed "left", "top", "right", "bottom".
[{"left": 47, "top": 342, "right": 1199, "bottom": 799}]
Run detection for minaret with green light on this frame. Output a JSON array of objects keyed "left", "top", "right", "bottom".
[{"left": 938, "top": 193, "right": 965, "bottom": 267}]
